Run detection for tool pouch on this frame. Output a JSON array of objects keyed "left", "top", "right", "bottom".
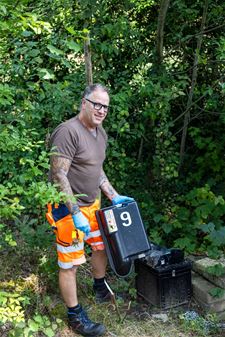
[{"left": 46, "top": 203, "right": 82, "bottom": 246}]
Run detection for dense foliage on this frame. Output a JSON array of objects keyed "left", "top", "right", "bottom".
[
  {"left": 0, "top": 0, "right": 225, "bottom": 335},
  {"left": 1, "top": 0, "right": 225, "bottom": 257}
]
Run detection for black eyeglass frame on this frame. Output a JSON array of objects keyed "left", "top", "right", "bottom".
[{"left": 85, "top": 98, "right": 109, "bottom": 112}]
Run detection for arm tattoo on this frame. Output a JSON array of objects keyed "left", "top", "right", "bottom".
[
  {"left": 51, "top": 155, "right": 78, "bottom": 213},
  {"left": 99, "top": 169, "right": 118, "bottom": 201}
]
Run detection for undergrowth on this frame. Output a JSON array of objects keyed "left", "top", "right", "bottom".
[{"left": 0, "top": 241, "right": 224, "bottom": 337}]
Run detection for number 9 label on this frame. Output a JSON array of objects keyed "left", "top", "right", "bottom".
[{"left": 120, "top": 211, "right": 132, "bottom": 227}]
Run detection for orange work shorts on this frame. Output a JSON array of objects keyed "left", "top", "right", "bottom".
[{"left": 46, "top": 200, "right": 105, "bottom": 269}]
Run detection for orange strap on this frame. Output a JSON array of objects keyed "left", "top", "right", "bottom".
[{"left": 46, "top": 203, "right": 55, "bottom": 226}]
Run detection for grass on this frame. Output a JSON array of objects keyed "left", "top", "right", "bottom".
[{"left": 0, "top": 242, "right": 224, "bottom": 337}]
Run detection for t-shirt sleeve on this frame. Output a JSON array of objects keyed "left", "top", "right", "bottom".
[{"left": 50, "top": 126, "right": 77, "bottom": 160}]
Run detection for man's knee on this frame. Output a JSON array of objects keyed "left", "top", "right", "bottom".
[
  {"left": 92, "top": 249, "right": 107, "bottom": 261},
  {"left": 92, "top": 249, "right": 107, "bottom": 256},
  {"left": 59, "top": 265, "right": 78, "bottom": 275}
]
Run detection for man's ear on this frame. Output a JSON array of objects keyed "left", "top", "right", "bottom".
[{"left": 81, "top": 98, "right": 86, "bottom": 109}]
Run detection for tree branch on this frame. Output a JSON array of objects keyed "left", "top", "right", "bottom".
[
  {"left": 179, "top": 0, "right": 209, "bottom": 169},
  {"left": 156, "top": 0, "right": 170, "bottom": 65}
]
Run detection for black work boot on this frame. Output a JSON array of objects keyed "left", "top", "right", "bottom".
[
  {"left": 93, "top": 284, "right": 111, "bottom": 303},
  {"left": 68, "top": 307, "right": 106, "bottom": 337},
  {"left": 93, "top": 279, "right": 112, "bottom": 304}
]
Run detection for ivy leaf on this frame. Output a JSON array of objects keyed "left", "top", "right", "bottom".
[
  {"left": 209, "top": 287, "right": 225, "bottom": 298},
  {"left": 28, "top": 319, "right": 39, "bottom": 332},
  {"left": 174, "top": 237, "right": 196, "bottom": 252},
  {"left": 33, "top": 314, "right": 43, "bottom": 323},
  {"left": 215, "top": 195, "right": 225, "bottom": 205},
  {"left": 162, "top": 222, "right": 172, "bottom": 234},
  {"left": 209, "top": 227, "right": 225, "bottom": 246},
  {"left": 207, "top": 263, "right": 225, "bottom": 277},
  {"left": 153, "top": 214, "right": 163, "bottom": 223},
  {"left": 45, "top": 327, "right": 55, "bottom": 337},
  {"left": 201, "top": 222, "right": 215, "bottom": 233}
]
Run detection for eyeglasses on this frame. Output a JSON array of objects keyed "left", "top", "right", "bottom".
[{"left": 85, "top": 98, "right": 109, "bottom": 113}]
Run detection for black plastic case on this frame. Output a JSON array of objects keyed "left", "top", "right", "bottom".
[
  {"left": 96, "top": 201, "right": 151, "bottom": 277},
  {"left": 135, "top": 259, "right": 192, "bottom": 309}
]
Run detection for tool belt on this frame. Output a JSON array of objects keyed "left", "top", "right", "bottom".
[{"left": 46, "top": 203, "right": 81, "bottom": 247}]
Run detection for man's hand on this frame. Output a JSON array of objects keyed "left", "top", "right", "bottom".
[
  {"left": 112, "top": 195, "right": 134, "bottom": 205},
  {"left": 72, "top": 212, "right": 90, "bottom": 236}
]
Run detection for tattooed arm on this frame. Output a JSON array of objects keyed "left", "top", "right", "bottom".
[
  {"left": 50, "top": 155, "right": 79, "bottom": 214},
  {"left": 99, "top": 168, "right": 119, "bottom": 201}
]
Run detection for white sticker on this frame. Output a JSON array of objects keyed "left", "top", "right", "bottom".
[{"left": 105, "top": 210, "right": 118, "bottom": 233}]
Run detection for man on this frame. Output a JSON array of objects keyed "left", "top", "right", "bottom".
[{"left": 47, "top": 83, "right": 133, "bottom": 337}]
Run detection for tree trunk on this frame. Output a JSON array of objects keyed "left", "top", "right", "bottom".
[
  {"left": 84, "top": 33, "right": 93, "bottom": 85},
  {"left": 179, "top": 0, "right": 209, "bottom": 169},
  {"left": 156, "top": 0, "right": 170, "bottom": 65}
]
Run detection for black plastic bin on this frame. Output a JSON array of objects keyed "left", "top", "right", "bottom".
[{"left": 135, "top": 259, "right": 192, "bottom": 309}]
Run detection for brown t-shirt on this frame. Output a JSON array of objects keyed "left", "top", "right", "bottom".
[{"left": 49, "top": 116, "right": 107, "bottom": 206}]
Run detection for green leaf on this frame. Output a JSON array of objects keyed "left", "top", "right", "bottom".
[
  {"left": 66, "top": 40, "right": 81, "bottom": 52},
  {"left": 45, "top": 327, "right": 54, "bottom": 337},
  {"left": 21, "top": 30, "right": 33, "bottom": 37},
  {"left": 28, "top": 319, "right": 39, "bottom": 332},
  {"left": 33, "top": 314, "right": 44, "bottom": 324},
  {"left": 153, "top": 214, "right": 163, "bottom": 223},
  {"left": 209, "top": 228, "right": 225, "bottom": 246},
  {"left": 0, "top": 5, "right": 7, "bottom": 15},
  {"left": 209, "top": 287, "right": 225, "bottom": 298},
  {"left": 47, "top": 45, "right": 64, "bottom": 55},
  {"left": 39, "top": 69, "right": 55, "bottom": 80},
  {"left": 207, "top": 264, "right": 225, "bottom": 277},
  {"left": 28, "top": 49, "right": 40, "bottom": 57},
  {"left": 215, "top": 195, "right": 225, "bottom": 205},
  {"left": 162, "top": 222, "right": 172, "bottom": 234},
  {"left": 66, "top": 26, "right": 78, "bottom": 35},
  {"left": 201, "top": 222, "right": 215, "bottom": 233},
  {"left": 174, "top": 237, "right": 196, "bottom": 252},
  {"left": 15, "top": 321, "right": 26, "bottom": 328}
]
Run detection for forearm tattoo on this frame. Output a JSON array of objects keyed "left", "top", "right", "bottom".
[
  {"left": 51, "top": 155, "right": 78, "bottom": 213},
  {"left": 99, "top": 169, "right": 118, "bottom": 201}
]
